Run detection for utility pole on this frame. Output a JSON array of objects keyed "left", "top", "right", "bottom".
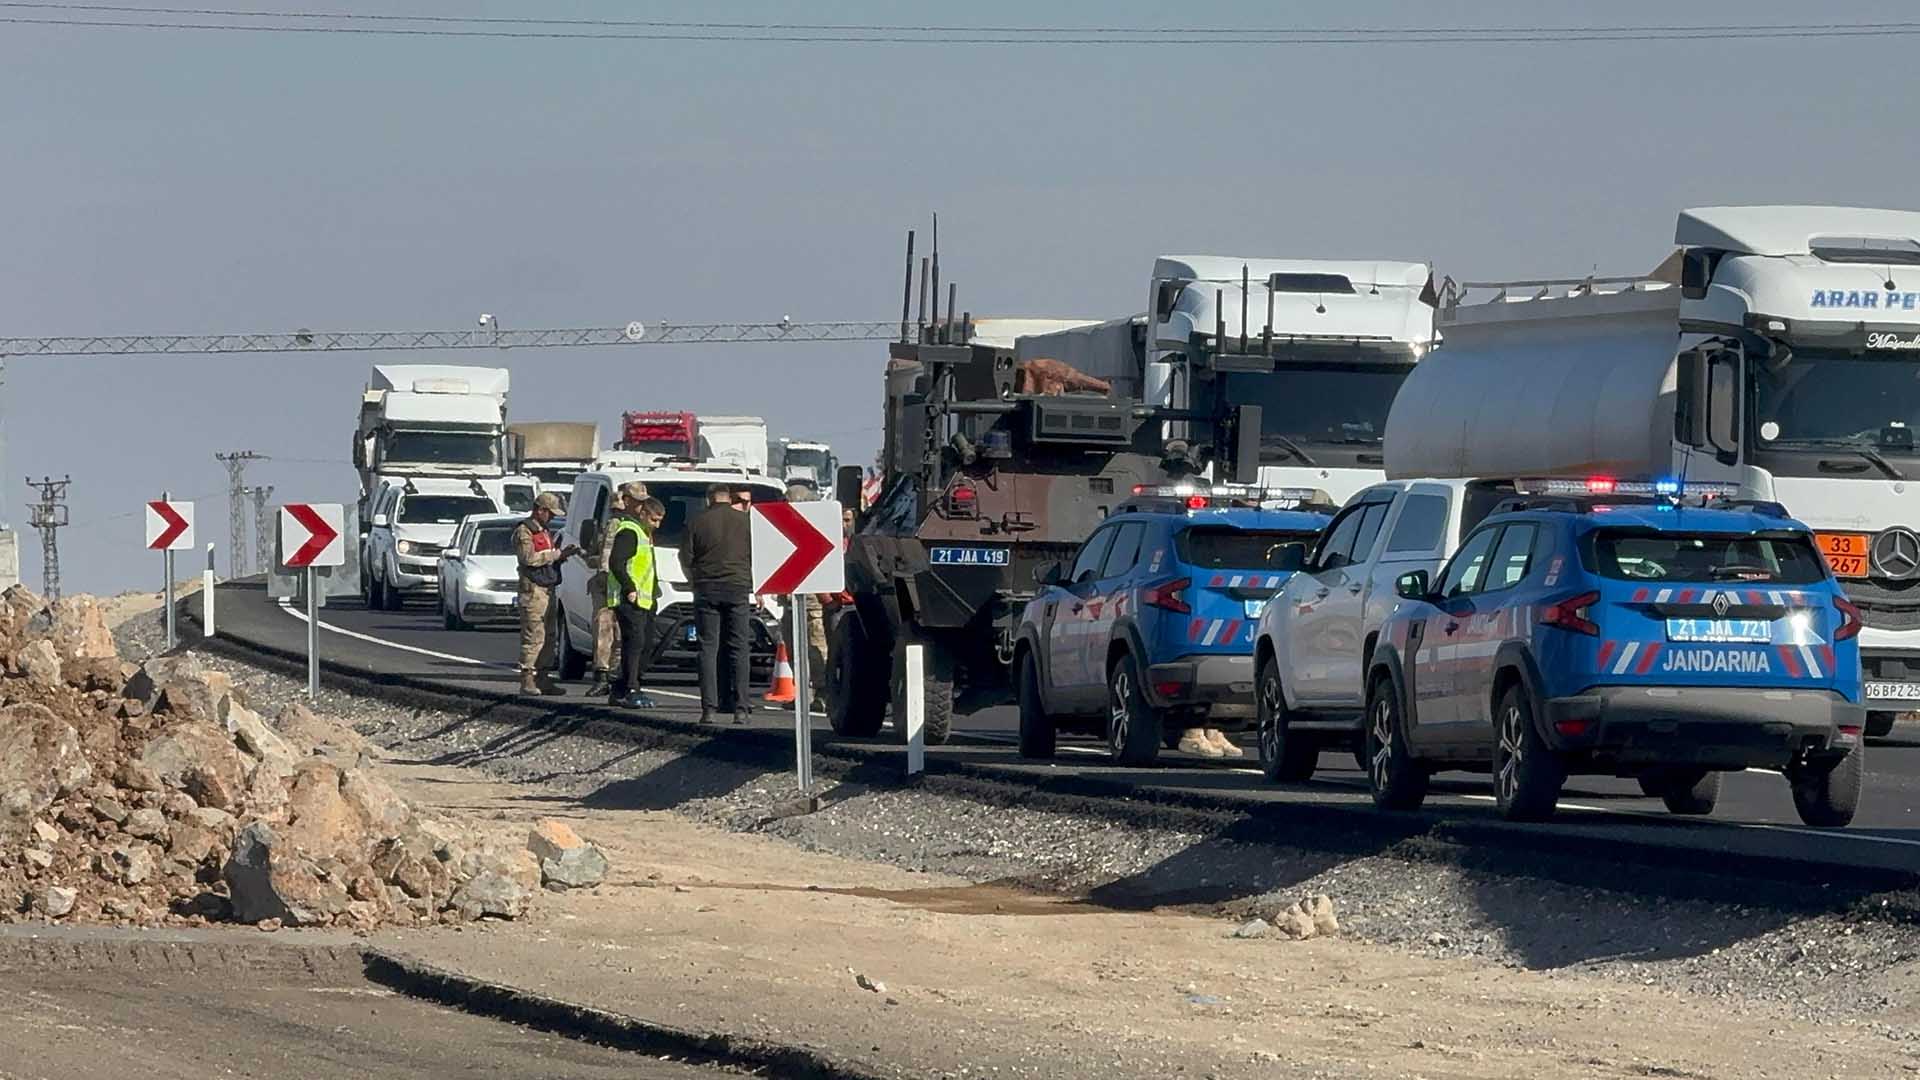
[
  {"left": 248, "top": 484, "right": 274, "bottom": 575},
  {"left": 23, "top": 476, "right": 69, "bottom": 601},
  {"left": 214, "top": 451, "right": 265, "bottom": 577}
]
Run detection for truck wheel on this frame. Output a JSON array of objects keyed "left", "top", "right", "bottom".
[
  {"left": 1866, "top": 711, "right": 1897, "bottom": 739},
  {"left": 1256, "top": 656, "right": 1317, "bottom": 782},
  {"left": 1015, "top": 648, "right": 1055, "bottom": 759},
  {"left": 555, "top": 603, "right": 588, "bottom": 681},
  {"left": 1789, "top": 747, "right": 1862, "bottom": 828},
  {"left": 1105, "top": 653, "right": 1161, "bottom": 767},
  {"left": 1492, "top": 683, "right": 1564, "bottom": 822},
  {"left": 890, "top": 634, "right": 953, "bottom": 746},
  {"left": 1642, "top": 767, "right": 1720, "bottom": 815},
  {"left": 1365, "top": 674, "right": 1427, "bottom": 811},
  {"left": 827, "top": 616, "right": 885, "bottom": 737}
]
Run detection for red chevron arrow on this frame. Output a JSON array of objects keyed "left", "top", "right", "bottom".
[
  {"left": 757, "top": 501, "right": 835, "bottom": 595},
  {"left": 146, "top": 501, "right": 188, "bottom": 550},
  {"left": 285, "top": 503, "right": 339, "bottom": 567}
]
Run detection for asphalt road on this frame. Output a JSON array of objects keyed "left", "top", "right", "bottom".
[
  {"left": 0, "top": 957, "right": 723, "bottom": 1080},
  {"left": 208, "top": 583, "right": 1920, "bottom": 875}
]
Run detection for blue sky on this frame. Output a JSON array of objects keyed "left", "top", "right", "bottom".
[{"left": 5, "top": 1, "right": 1917, "bottom": 591}]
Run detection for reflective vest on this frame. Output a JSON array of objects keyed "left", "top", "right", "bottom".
[{"left": 605, "top": 517, "right": 657, "bottom": 610}]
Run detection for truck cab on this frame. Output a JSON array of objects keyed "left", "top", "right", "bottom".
[
  {"left": 1414, "top": 206, "right": 1920, "bottom": 736},
  {"left": 1146, "top": 257, "right": 1437, "bottom": 505}
]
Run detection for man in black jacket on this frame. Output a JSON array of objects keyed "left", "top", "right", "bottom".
[{"left": 680, "top": 484, "right": 755, "bottom": 724}]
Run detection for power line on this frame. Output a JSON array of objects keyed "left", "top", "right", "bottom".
[
  {"left": 0, "top": 321, "right": 902, "bottom": 357},
  {"left": 10, "top": 5, "right": 1920, "bottom": 37},
  {"left": 4, "top": 10, "right": 1919, "bottom": 44}
]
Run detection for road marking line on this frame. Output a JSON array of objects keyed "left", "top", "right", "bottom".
[
  {"left": 1457, "top": 793, "right": 1920, "bottom": 848},
  {"left": 274, "top": 600, "right": 710, "bottom": 703}
]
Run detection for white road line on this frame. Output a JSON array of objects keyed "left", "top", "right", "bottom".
[
  {"left": 1458, "top": 793, "right": 1920, "bottom": 849},
  {"left": 274, "top": 600, "right": 709, "bottom": 704}
]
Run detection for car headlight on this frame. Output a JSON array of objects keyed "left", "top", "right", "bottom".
[
  {"left": 396, "top": 540, "right": 416, "bottom": 556},
  {"left": 464, "top": 571, "right": 489, "bottom": 591}
]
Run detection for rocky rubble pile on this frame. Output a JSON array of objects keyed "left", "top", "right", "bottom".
[{"left": 0, "top": 586, "right": 609, "bottom": 928}]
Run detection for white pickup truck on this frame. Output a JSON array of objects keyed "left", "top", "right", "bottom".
[{"left": 1250, "top": 479, "right": 1505, "bottom": 779}]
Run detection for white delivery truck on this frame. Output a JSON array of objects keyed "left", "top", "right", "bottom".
[
  {"left": 1390, "top": 204, "right": 1920, "bottom": 737},
  {"left": 696, "top": 415, "right": 769, "bottom": 475},
  {"left": 353, "top": 364, "right": 514, "bottom": 528},
  {"left": 1017, "top": 257, "right": 1437, "bottom": 506}
]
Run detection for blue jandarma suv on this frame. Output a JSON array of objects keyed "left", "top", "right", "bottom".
[
  {"left": 1365, "top": 479, "right": 1865, "bottom": 826},
  {"left": 1013, "top": 485, "right": 1331, "bottom": 765}
]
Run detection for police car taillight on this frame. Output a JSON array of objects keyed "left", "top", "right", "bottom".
[
  {"left": 1540, "top": 591, "right": 1600, "bottom": 636},
  {"left": 1143, "top": 577, "right": 1191, "bottom": 614},
  {"left": 1834, "top": 596, "right": 1863, "bottom": 641}
]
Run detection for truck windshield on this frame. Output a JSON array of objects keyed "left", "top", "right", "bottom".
[
  {"left": 641, "top": 481, "right": 783, "bottom": 550},
  {"left": 399, "top": 495, "right": 497, "bottom": 525},
  {"left": 1751, "top": 347, "right": 1920, "bottom": 451},
  {"left": 1175, "top": 527, "right": 1318, "bottom": 571},
  {"left": 1582, "top": 530, "right": 1828, "bottom": 584},
  {"left": 383, "top": 431, "right": 498, "bottom": 467},
  {"left": 1222, "top": 365, "right": 1412, "bottom": 448}
]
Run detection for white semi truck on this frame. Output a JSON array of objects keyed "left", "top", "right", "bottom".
[
  {"left": 1389, "top": 204, "right": 1920, "bottom": 737},
  {"left": 696, "top": 415, "right": 769, "bottom": 475},
  {"left": 1017, "top": 257, "right": 1437, "bottom": 505},
  {"left": 773, "top": 437, "right": 837, "bottom": 492}
]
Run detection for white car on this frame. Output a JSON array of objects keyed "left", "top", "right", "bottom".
[
  {"left": 363, "top": 479, "right": 505, "bottom": 610},
  {"left": 553, "top": 463, "right": 787, "bottom": 680},
  {"left": 436, "top": 513, "right": 526, "bottom": 629},
  {"left": 1250, "top": 479, "right": 1490, "bottom": 780}
]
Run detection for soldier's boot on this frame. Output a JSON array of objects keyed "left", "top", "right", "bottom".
[
  {"left": 1177, "top": 728, "right": 1224, "bottom": 758},
  {"left": 534, "top": 672, "right": 567, "bottom": 697},
  {"left": 519, "top": 671, "right": 543, "bottom": 697},
  {"left": 586, "top": 669, "right": 612, "bottom": 697}
]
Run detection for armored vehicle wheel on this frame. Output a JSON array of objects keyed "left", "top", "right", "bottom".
[
  {"left": 827, "top": 615, "right": 886, "bottom": 738},
  {"left": 890, "top": 633, "right": 954, "bottom": 746}
]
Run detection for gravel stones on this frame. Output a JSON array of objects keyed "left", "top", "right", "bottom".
[
  {"left": 122, "top": 807, "right": 170, "bottom": 843},
  {"left": 98, "top": 841, "right": 155, "bottom": 885},
  {"left": 17, "top": 639, "right": 63, "bottom": 689}
]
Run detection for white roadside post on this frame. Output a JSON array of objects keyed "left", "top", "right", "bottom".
[
  {"left": 278, "top": 503, "right": 345, "bottom": 698},
  {"left": 202, "top": 542, "right": 216, "bottom": 637},
  {"left": 143, "top": 496, "right": 194, "bottom": 652},
  {"left": 904, "top": 643, "right": 925, "bottom": 775},
  {"left": 749, "top": 499, "right": 845, "bottom": 804}
]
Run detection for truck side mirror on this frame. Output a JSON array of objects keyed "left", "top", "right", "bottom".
[
  {"left": 835, "top": 464, "right": 865, "bottom": 512},
  {"left": 1035, "top": 561, "right": 1064, "bottom": 587},
  {"left": 442, "top": 548, "right": 462, "bottom": 561},
  {"left": 1706, "top": 354, "right": 1740, "bottom": 462},
  {"left": 371, "top": 513, "right": 390, "bottom": 528},
  {"left": 1230, "top": 404, "right": 1263, "bottom": 485},
  {"left": 1395, "top": 569, "right": 1430, "bottom": 600}
]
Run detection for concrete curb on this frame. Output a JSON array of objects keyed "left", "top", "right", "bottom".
[{"left": 361, "top": 948, "right": 885, "bottom": 1080}]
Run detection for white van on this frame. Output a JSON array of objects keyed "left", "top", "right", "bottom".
[{"left": 552, "top": 464, "right": 788, "bottom": 680}]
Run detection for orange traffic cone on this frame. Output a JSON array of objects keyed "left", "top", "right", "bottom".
[{"left": 765, "top": 642, "right": 797, "bottom": 703}]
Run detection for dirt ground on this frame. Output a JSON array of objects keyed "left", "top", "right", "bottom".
[{"left": 359, "top": 756, "right": 1919, "bottom": 1080}]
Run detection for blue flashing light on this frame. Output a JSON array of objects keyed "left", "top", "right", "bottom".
[{"left": 1653, "top": 478, "right": 1680, "bottom": 496}]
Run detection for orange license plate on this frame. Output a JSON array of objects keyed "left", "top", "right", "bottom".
[{"left": 1816, "top": 532, "right": 1870, "bottom": 578}]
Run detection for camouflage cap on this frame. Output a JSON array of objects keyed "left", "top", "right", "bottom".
[
  {"left": 618, "top": 481, "right": 650, "bottom": 506},
  {"left": 533, "top": 492, "right": 563, "bottom": 512}
]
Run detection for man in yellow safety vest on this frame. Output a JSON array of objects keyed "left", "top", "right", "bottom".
[{"left": 607, "top": 484, "right": 664, "bottom": 708}]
